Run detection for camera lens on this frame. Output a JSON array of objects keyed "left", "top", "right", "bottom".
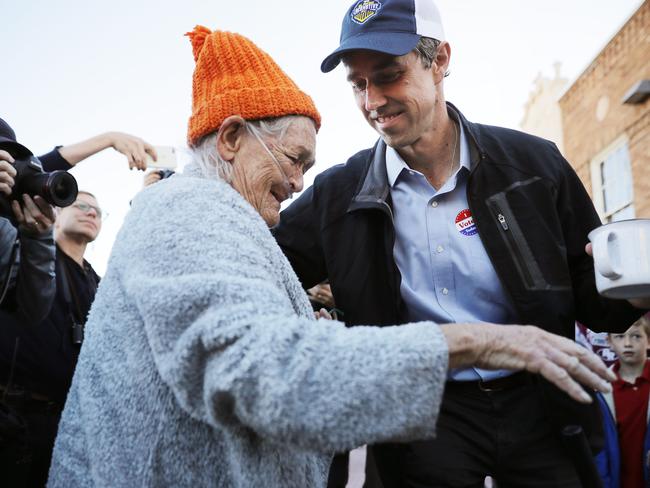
[
  {"left": 2, "top": 157, "right": 80, "bottom": 219},
  {"left": 45, "top": 171, "right": 78, "bottom": 207}
]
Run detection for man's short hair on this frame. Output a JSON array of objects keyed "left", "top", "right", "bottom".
[
  {"left": 414, "top": 37, "right": 450, "bottom": 77},
  {"left": 414, "top": 37, "right": 441, "bottom": 69},
  {"left": 634, "top": 313, "right": 650, "bottom": 337},
  {"left": 76, "top": 190, "right": 97, "bottom": 201}
]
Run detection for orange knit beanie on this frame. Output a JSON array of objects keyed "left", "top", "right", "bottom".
[{"left": 185, "top": 25, "right": 321, "bottom": 146}]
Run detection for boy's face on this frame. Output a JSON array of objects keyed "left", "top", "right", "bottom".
[{"left": 609, "top": 324, "right": 649, "bottom": 367}]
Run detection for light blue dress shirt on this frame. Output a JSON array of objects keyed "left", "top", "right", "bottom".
[{"left": 387, "top": 122, "right": 517, "bottom": 381}]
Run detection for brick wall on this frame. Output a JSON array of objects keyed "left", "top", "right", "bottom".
[{"left": 559, "top": 1, "right": 650, "bottom": 218}]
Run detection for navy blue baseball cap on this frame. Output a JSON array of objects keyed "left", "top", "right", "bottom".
[
  {"left": 321, "top": 0, "right": 445, "bottom": 73},
  {"left": 0, "top": 118, "right": 33, "bottom": 158}
]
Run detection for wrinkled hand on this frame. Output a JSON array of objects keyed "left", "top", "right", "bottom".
[
  {"left": 108, "top": 132, "right": 157, "bottom": 171},
  {"left": 308, "top": 283, "right": 335, "bottom": 309},
  {"left": 12, "top": 194, "right": 55, "bottom": 236},
  {"left": 441, "top": 323, "right": 615, "bottom": 404},
  {"left": 143, "top": 170, "right": 163, "bottom": 188},
  {"left": 0, "top": 150, "right": 17, "bottom": 196},
  {"left": 314, "top": 308, "right": 333, "bottom": 320}
]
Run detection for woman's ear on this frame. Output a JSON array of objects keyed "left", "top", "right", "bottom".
[{"left": 216, "top": 115, "right": 247, "bottom": 163}]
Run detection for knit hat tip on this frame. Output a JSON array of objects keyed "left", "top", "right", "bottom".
[
  {"left": 185, "top": 25, "right": 212, "bottom": 62},
  {"left": 186, "top": 26, "right": 322, "bottom": 145}
]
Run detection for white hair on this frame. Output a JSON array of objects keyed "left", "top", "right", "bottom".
[{"left": 191, "top": 115, "right": 312, "bottom": 183}]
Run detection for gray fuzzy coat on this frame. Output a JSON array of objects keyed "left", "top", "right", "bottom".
[{"left": 48, "top": 164, "right": 449, "bottom": 488}]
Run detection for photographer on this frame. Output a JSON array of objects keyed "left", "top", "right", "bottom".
[
  {"left": 0, "top": 119, "right": 56, "bottom": 326},
  {"left": 0, "top": 119, "right": 155, "bottom": 487},
  {"left": 0, "top": 191, "right": 102, "bottom": 488}
]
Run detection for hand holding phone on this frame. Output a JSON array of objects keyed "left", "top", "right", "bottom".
[{"left": 145, "top": 146, "right": 177, "bottom": 170}]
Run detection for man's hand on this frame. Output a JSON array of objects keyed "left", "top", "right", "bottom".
[
  {"left": 12, "top": 194, "right": 55, "bottom": 236},
  {"left": 0, "top": 150, "right": 17, "bottom": 196},
  {"left": 308, "top": 283, "right": 335, "bottom": 309},
  {"left": 440, "top": 323, "right": 615, "bottom": 404},
  {"left": 143, "top": 170, "right": 163, "bottom": 188},
  {"left": 107, "top": 132, "right": 157, "bottom": 171},
  {"left": 585, "top": 242, "right": 650, "bottom": 309}
]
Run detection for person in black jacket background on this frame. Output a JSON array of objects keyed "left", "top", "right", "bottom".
[
  {"left": 0, "top": 118, "right": 56, "bottom": 326},
  {"left": 274, "top": 0, "right": 650, "bottom": 487},
  {"left": 0, "top": 121, "right": 156, "bottom": 488}
]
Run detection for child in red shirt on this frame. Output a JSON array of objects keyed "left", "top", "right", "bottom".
[{"left": 596, "top": 313, "right": 650, "bottom": 488}]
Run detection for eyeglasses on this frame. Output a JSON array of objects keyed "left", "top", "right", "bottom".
[
  {"left": 72, "top": 201, "right": 103, "bottom": 219},
  {"left": 246, "top": 122, "right": 314, "bottom": 175},
  {"left": 246, "top": 124, "right": 292, "bottom": 186}
]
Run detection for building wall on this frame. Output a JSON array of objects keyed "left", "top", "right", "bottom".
[
  {"left": 559, "top": 0, "right": 650, "bottom": 218},
  {"left": 520, "top": 63, "right": 568, "bottom": 153}
]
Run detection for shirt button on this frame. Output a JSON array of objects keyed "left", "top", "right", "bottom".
[
  {"left": 436, "top": 245, "right": 444, "bottom": 253},
  {"left": 442, "top": 288, "right": 449, "bottom": 295},
  {"left": 431, "top": 201, "right": 438, "bottom": 208}
]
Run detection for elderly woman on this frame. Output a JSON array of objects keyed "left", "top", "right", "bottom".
[{"left": 48, "top": 27, "right": 613, "bottom": 487}]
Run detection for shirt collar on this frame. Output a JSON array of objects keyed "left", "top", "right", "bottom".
[
  {"left": 613, "top": 359, "right": 650, "bottom": 388},
  {"left": 385, "top": 119, "right": 471, "bottom": 188}
]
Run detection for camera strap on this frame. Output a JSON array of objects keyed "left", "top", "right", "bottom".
[{"left": 56, "top": 255, "right": 85, "bottom": 327}]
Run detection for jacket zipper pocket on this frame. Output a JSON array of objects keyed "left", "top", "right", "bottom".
[
  {"left": 494, "top": 211, "right": 534, "bottom": 288},
  {"left": 486, "top": 196, "right": 542, "bottom": 290},
  {"left": 497, "top": 213, "right": 508, "bottom": 231}
]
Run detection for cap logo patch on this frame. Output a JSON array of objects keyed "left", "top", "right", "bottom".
[{"left": 351, "top": 0, "right": 382, "bottom": 25}]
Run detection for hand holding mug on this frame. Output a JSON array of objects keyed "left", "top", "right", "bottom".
[{"left": 587, "top": 219, "right": 650, "bottom": 309}]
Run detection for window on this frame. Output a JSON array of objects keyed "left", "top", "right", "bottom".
[{"left": 590, "top": 138, "right": 635, "bottom": 223}]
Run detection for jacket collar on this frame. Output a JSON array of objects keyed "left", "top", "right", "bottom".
[{"left": 348, "top": 102, "right": 484, "bottom": 213}]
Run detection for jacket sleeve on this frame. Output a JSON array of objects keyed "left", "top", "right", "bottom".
[
  {"left": 0, "top": 217, "right": 19, "bottom": 302},
  {"left": 273, "top": 184, "right": 328, "bottom": 289},
  {"left": 13, "top": 229, "right": 56, "bottom": 325},
  {"left": 0, "top": 218, "right": 56, "bottom": 325},
  {"left": 38, "top": 147, "right": 72, "bottom": 172},
  {"left": 553, "top": 149, "right": 645, "bottom": 333},
  {"left": 119, "top": 182, "right": 449, "bottom": 453},
  {"left": 595, "top": 449, "right": 614, "bottom": 488},
  {"left": 594, "top": 394, "right": 617, "bottom": 488}
]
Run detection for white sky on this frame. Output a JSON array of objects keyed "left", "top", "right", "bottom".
[{"left": 2, "top": 0, "right": 644, "bottom": 274}]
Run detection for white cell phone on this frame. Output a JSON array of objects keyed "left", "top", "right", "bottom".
[{"left": 146, "top": 146, "right": 177, "bottom": 170}]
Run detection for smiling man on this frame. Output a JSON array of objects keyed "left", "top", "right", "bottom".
[{"left": 273, "top": 0, "right": 648, "bottom": 486}]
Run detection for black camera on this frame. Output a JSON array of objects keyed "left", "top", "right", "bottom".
[
  {"left": 71, "top": 319, "right": 84, "bottom": 346},
  {"left": 0, "top": 156, "right": 78, "bottom": 219},
  {"left": 11, "top": 156, "right": 78, "bottom": 207}
]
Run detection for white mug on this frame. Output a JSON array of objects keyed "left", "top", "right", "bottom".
[{"left": 588, "top": 219, "right": 650, "bottom": 299}]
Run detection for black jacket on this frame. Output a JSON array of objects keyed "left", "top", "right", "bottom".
[
  {"left": 275, "top": 104, "right": 640, "bottom": 333},
  {"left": 274, "top": 104, "right": 644, "bottom": 482},
  {"left": 0, "top": 217, "right": 56, "bottom": 326},
  {"left": 0, "top": 147, "right": 66, "bottom": 326}
]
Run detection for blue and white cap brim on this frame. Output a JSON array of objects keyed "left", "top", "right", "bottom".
[
  {"left": 321, "top": 0, "right": 445, "bottom": 73},
  {"left": 321, "top": 31, "right": 420, "bottom": 73}
]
